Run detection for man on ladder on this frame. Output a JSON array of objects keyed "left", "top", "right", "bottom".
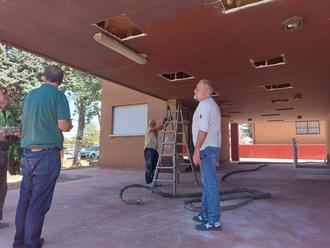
[{"left": 144, "top": 119, "right": 165, "bottom": 185}]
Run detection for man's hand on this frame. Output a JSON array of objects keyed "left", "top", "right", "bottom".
[
  {"left": 193, "top": 149, "right": 201, "bottom": 166},
  {"left": 58, "top": 119, "right": 73, "bottom": 132}
]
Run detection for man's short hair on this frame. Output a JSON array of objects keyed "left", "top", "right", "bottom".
[
  {"left": 44, "top": 65, "right": 64, "bottom": 84},
  {"left": 199, "top": 79, "right": 214, "bottom": 95},
  {"left": 149, "top": 119, "right": 156, "bottom": 125}
]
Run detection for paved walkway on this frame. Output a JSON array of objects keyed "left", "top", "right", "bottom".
[{"left": 1, "top": 164, "right": 330, "bottom": 248}]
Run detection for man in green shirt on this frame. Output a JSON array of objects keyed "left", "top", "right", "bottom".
[{"left": 13, "top": 65, "right": 72, "bottom": 248}]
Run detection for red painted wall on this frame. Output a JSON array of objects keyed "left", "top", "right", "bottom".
[{"left": 240, "top": 144, "right": 326, "bottom": 160}]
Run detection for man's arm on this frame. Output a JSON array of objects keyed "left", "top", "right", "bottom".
[
  {"left": 148, "top": 124, "right": 164, "bottom": 132},
  {"left": 193, "top": 130, "right": 207, "bottom": 165},
  {"left": 58, "top": 119, "right": 73, "bottom": 132}
]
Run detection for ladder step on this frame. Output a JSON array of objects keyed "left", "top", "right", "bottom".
[
  {"left": 162, "top": 142, "right": 176, "bottom": 145},
  {"left": 156, "top": 166, "right": 175, "bottom": 169},
  {"left": 177, "top": 153, "right": 188, "bottom": 156},
  {"left": 163, "top": 131, "right": 183, "bottom": 134},
  {"left": 154, "top": 179, "right": 175, "bottom": 182},
  {"left": 177, "top": 162, "right": 192, "bottom": 166},
  {"left": 160, "top": 154, "right": 175, "bottom": 157}
]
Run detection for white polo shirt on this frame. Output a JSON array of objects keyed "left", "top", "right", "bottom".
[{"left": 192, "top": 97, "right": 221, "bottom": 151}]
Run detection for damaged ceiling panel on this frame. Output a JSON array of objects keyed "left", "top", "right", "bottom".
[
  {"left": 0, "top": 0, "right": 329, "bottom": 122},
  {"left": 95, "top": 16, "right": 145, "bottom": 41}
]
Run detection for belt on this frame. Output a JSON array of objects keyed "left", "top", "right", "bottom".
[{"left": 24, "top": 147, "right": 60, "bottom": 153}]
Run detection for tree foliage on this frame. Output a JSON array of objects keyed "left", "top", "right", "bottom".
[
  {"left": 239, "top": 123, "right": 253, "bottom": 138},
  {"left": 63, "top": 70, "right": 101, "bottom": 166},
  {"left": 0, "top": 43, "right": 102, "bottom": 167},
  {"left": 0, "top": 44, "right": 48, "bottom": 124},
  {"left": 82, "top": 123, "right": 100, "bottom": 148}
]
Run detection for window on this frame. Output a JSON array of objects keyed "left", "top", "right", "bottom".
[
  {"left": 296, "top": 121, "right": 320, "bottom": 135},
  {"left": 112, "top": 104, "right": 147, "bottom": 135}
]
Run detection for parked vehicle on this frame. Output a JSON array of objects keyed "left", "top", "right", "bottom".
[
  {"left": 80, "top": 145, "right": 99, "bottom": 159},
  {"left": 64, "top": 148, "right": 74, "bottom": 159}
]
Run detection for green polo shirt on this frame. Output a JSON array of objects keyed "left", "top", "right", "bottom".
[{"left": 21, "top": 83, "right": 71, "bottom": 149}]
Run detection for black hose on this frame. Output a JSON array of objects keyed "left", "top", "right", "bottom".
[{"left": 119, "top": 163, "right": 271, "bottom": 211}]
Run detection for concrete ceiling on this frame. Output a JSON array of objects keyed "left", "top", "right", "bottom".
[{"left": 1, "top": 0, "right": 329, "bottom": 123}]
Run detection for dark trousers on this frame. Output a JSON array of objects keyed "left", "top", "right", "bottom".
[
  {"left": 0, "top": 149, "right": 8, "bottom": 221},
  {"left": 13, "top": 148, "right": 61, "bottom": 248},
  {"left": 144, "top": 148, "right": 159, "bottom": 184}
]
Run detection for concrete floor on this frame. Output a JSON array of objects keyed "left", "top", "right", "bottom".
[{"left": 1, "top": 163, "right": 330, "bottom": 248}]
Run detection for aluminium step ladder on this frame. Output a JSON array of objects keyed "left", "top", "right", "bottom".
[{"left": 152, "top": 105, "right": 198, "bottom": 194}]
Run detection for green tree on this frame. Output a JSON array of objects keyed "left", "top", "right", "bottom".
[
  {"left": 0, "top": 44, "right": 48, "bottom": 124},
  {"left": 64, "top": 70, "right": 101, "bottom": 166},
  {"left": 239, "top": 123, "right": 253, "bottom": 144},
  {"left": 0, "top": 44, "right": 49, "bottom": 174},
  {"left": 0, "top": 44, "right": 102, "bottom": 167},
  {"left": 82, "top": 123, "right": 100, "bottom": 148}
]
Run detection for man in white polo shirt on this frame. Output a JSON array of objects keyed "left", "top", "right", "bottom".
[{"left": 192, "top": 79, "right": 222, "bottom": 231}]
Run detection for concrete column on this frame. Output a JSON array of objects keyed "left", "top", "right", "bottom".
[
  {"left": 326, "top": 114, "right": 330, "bottom": 165},
  {"left": 220, "top": 119, "right": 230, "bottom": 163},
  {"left": 230, "top": 123, "right": 240, "bottom": 161}
]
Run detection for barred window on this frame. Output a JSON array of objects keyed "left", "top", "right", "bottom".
[{"left": 296, "top": 121, "right": 320, "bottom": 135}]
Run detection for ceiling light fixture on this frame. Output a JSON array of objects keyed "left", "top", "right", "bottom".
[
  {"left": 93, "top": 32, "right": 147, "bottom": 65},
  {"left": 282, "top": 16, "right": 303, "bottom": 32}
]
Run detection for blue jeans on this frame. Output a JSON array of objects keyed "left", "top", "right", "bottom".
[
  {"left": 144, "top": 148, "right": 159, "bottom": 184},
  {"left": 200, "top": 146, "right": 220, "bottom": 225},
  {"left": 13, "top": 148, "right": 61, "bottom": 248}
]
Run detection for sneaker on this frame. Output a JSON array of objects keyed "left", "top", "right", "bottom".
[
  {"left": 153, "top": 182, "right": 162, "bottom": 187},
  {"left": 147, "top": 182, "right": 161, "bottom": 187},
  {"left": 195, "top": 221, "right": 222, "bottom": 231},
  {"left": 192, "top": 214, "right": 207, "bottom": 223}
]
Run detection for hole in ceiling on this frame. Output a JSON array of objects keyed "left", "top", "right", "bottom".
[
  {"left": 160, "top": 72, "right": 194, "bottom": 82},
  {"left": 271, "top": 99, "right": 290, "bottom": 104},
  {"left": 264, "top": 83, "right": 292, "bottom": 91},
  {"left": 267, "top": 120, "right": 284, "bottom": 122},
  {"left": 220, "top": 0, "right": 273, "bottom": 13},
  {"left": 95, "top": 15, "right": 145, "bottom": 41},
  {"left": 211, "top": 91, "right": 220, "bottom": 97},
  {"left": 282, "top": 16, "right": 303, "bottom": 32},
  {"left": 261, "top": 113, "right": 280, "bottom": 117},
  {"left": 227, "top": 111, "right": 241, "bottom": 114},
  {"left": 222, "top": 115, "right": 231, "bottom": 118},
  {"left": 297, "top": 115, "right": 302, "bottom": 119},
  {"left": 276, "top": 107, "right": 294, "bottom": 111},
  {"left": 251, "top": 54, "right": 286, "bottom": 68}
]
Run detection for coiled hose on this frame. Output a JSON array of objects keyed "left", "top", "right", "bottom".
[{"left": 119, "top": 163, "right": 271, "bottom": 211}]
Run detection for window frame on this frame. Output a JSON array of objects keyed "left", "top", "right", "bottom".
[
  {"left": 111, "top": 104, "right": 147, "bottom": 137},
  {"left": 295, "top": 120, "right": 320, "bottom": 135}
]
